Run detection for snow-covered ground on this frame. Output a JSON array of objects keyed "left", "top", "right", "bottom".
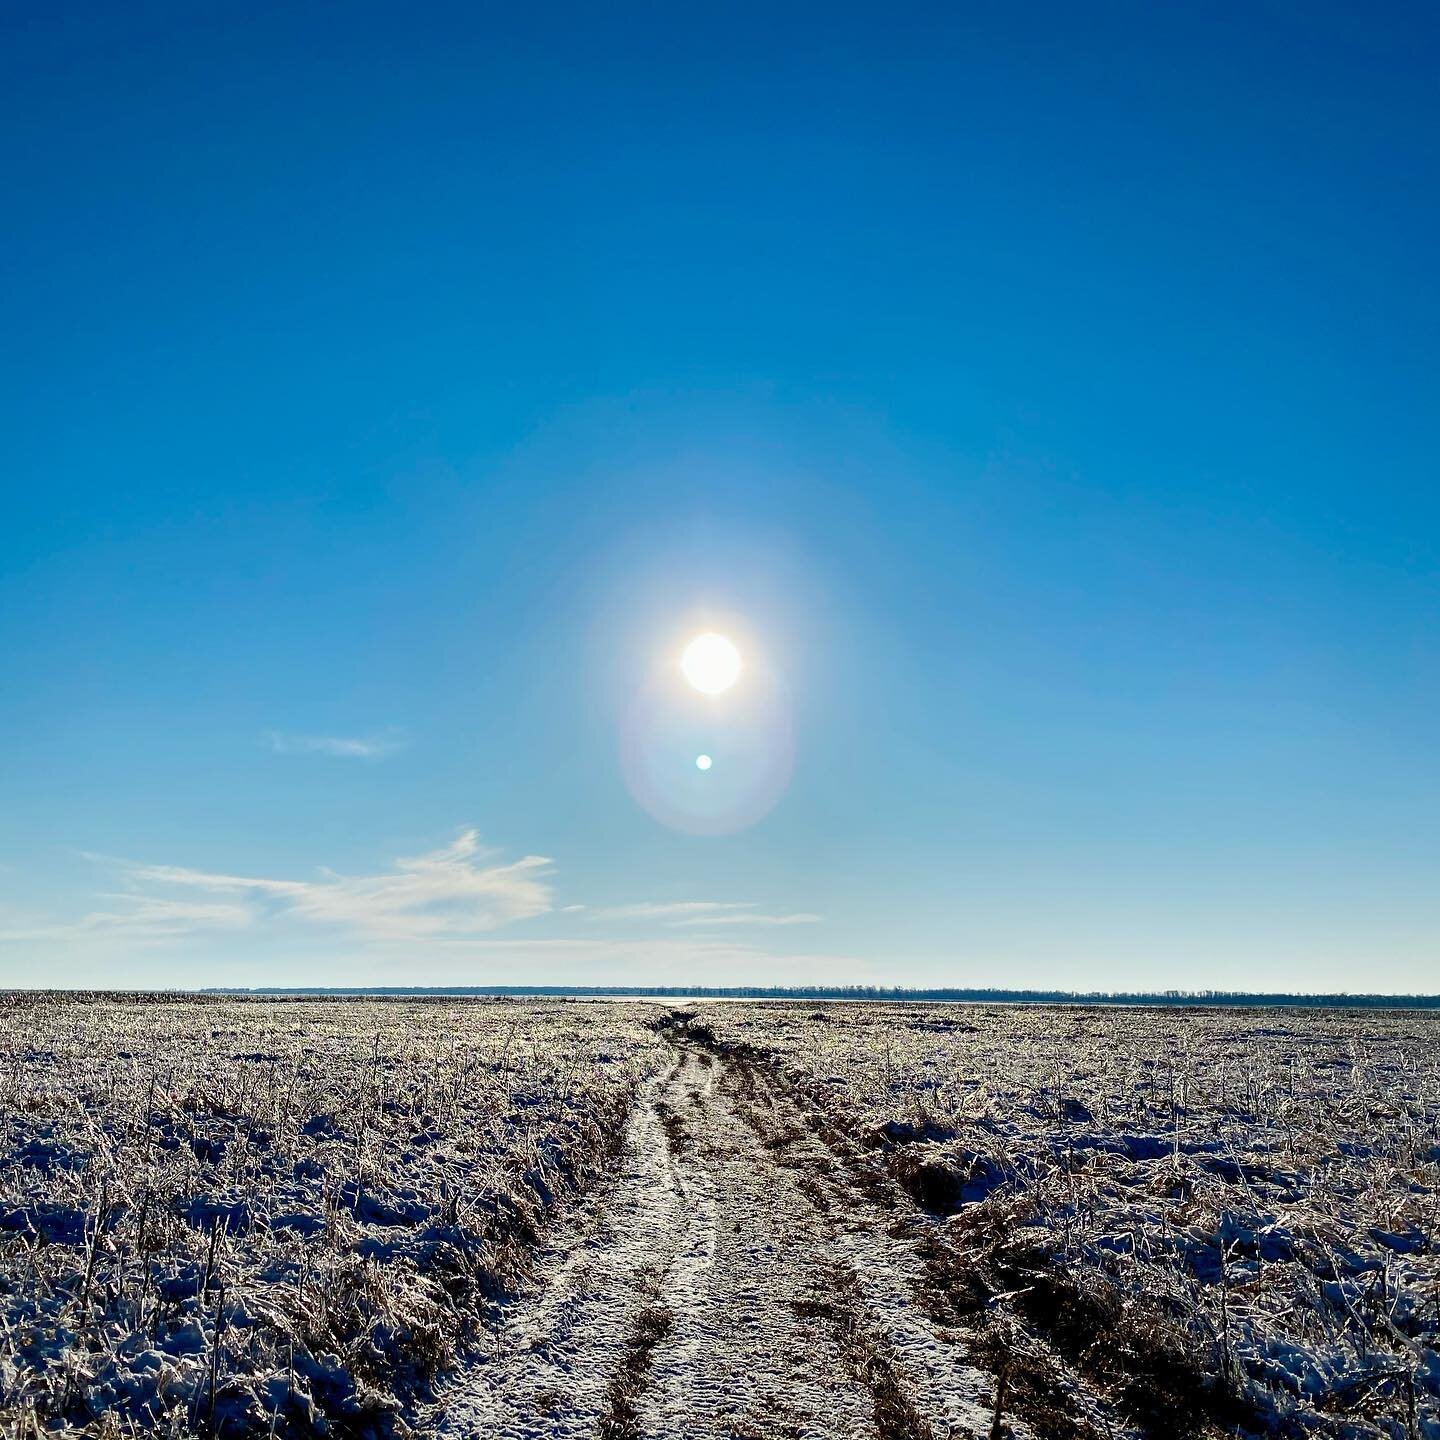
[
  {"left": 701, "top": 1003, "right": 1440, "bottom": 1439},
  {"left": 433, "top": 1036, "right": 1016, "bottom": 1440},
  {"left": 3, "top": 996, "right": 1433, "bottom": 1439},
  {"left": 0, "top": 995, "right": 667, "bottom": 1436}
]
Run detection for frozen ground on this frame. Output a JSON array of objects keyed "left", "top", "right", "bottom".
[
  {"left": 0, "top": 995, "right": 666, "bottom": 1436},
  {"left": 698, "top": 1003, "right": 1440, "bottom": 1440},
  {"left": 1, "top": 996, "right": 1434, "bottom": 1439},
  {"left": 432, "top": 1033, "right": 1024, "bottom": 1440}
]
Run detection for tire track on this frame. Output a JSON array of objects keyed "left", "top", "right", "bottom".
[
  {"left": 429, "top": 1053, "right": 701, "bottom": 1438},
  {"left": 432, "top": 1024, "right": 1025, "bottom": 1440}
]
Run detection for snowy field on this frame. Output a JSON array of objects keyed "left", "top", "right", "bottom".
[
  {"left": 0, "top": 995, "right": 1435, "bottom": 1439},
  {"left": 699, "top": 1003, "right": 1440, "bottom": 1439},
  {"left": 0, "top": 995, "right": 666, "bottom": 1436}
]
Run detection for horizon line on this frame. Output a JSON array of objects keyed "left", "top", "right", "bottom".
[{"left": 6, "top": 984, "right": 1439, "bottom": 1010}]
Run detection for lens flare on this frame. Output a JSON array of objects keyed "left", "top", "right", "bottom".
[
  {"left": 621, "top": 620, "right": 790, "bottom": 834},
  {"left": 621, "top": 661, "right": 792, "bottom": 835}
]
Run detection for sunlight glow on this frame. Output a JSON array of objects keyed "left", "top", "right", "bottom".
[
  {"left": 681, "top": 632, "right": 741, "bottom": 694},
  {"left": 696, "top": 754, "right": 712, "bottom": 771}
]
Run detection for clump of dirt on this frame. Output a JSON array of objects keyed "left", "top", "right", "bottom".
[
  {"left": 600, "top": 1304, "right": 675, "bottom": 1439},
  {"left": 792, "top": 1265, "right": 939, "bottom": 1440}
]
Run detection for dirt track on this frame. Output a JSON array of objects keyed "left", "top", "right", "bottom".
[{"left": 431, "top": 1026, "right": 1028, "bottom": 1440}]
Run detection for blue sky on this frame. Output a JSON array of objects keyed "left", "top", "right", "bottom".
[{"left": 3, "top": 2, "right": 1438, "bottom": 990}]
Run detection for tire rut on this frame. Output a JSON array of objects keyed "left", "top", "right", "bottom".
[{"left": 431, "top": 1027, "right": 1022, "bottom": 1440}]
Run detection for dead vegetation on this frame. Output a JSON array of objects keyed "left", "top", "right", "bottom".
[
  {"left": 695, "top": 1003, "right": 1440, "bottom": 1439},
  {"left": 0, "top": 993, "right": 666, "bottom": 1437},
  {"left": 6, "top": 994, "right": 1434, "bottom": 1439}
]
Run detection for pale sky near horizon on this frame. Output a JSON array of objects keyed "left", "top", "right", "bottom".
[{"left": 3, "top": 3, "right": 1439, "bottom": 991}]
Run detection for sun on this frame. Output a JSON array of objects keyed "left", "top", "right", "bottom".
[{"left": 681, "top": 632, "right": 742, "bottom": 695}]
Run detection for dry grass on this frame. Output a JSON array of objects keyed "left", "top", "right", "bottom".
[
  {"left": 699, "top": 1002, "right": 1440, "bottom": 1439},
  {"left": 0, "top": 993, "right": 667, "bottom": 1437}
]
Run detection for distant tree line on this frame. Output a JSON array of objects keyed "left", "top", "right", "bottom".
[{"left": 199, "top": 984, "right": 1440, "bottom": 1010}]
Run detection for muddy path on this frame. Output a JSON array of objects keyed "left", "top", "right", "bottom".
[{"left": 431, "top": 1023, "right": 1055, "bottom": 1440}]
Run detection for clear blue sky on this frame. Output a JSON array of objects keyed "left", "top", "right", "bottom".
[{"left": 3, "top": 2, "right": 1437, "bottom": 990}]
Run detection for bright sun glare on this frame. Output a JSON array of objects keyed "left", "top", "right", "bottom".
[{"left": 681, "top": 632, "right": 741, "bottom": 694}]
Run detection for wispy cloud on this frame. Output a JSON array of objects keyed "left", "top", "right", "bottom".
[
  {"left": 589, "top": 900, "right": 822, "bottom": 927},
  {"left": 589, "top": 900, "right": 750, "bottom": 922},
  {"left": 0, "top": 836, "right": 829, "bottom": 982},
  {"left": 262, "top": 729, "right": 408, "bottom": 760},
  {"left": 0, "top": 894, "right": 253, "bottom": 943},
  {"left": 123, "top": 829, "right": 552, "bottom": 940},
  {"left": 671, "top": 910, "right": 822, "bottom": 927}
]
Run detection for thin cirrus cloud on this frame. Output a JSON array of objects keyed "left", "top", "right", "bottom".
[
  {"left": 118, "top": 829, "right": 554, "bottom": 941},
  {"left": 262, "top": 729, "right": 408, "bottom": 760},
  {"left": 0, "top": 895, "right": 253, "bottom": 943},
  {"left": 588, "top": 900, "right": 822, "bottom": 927},
  {"left": 0, "top": 834, "right": 825, "bottom": 965}
]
